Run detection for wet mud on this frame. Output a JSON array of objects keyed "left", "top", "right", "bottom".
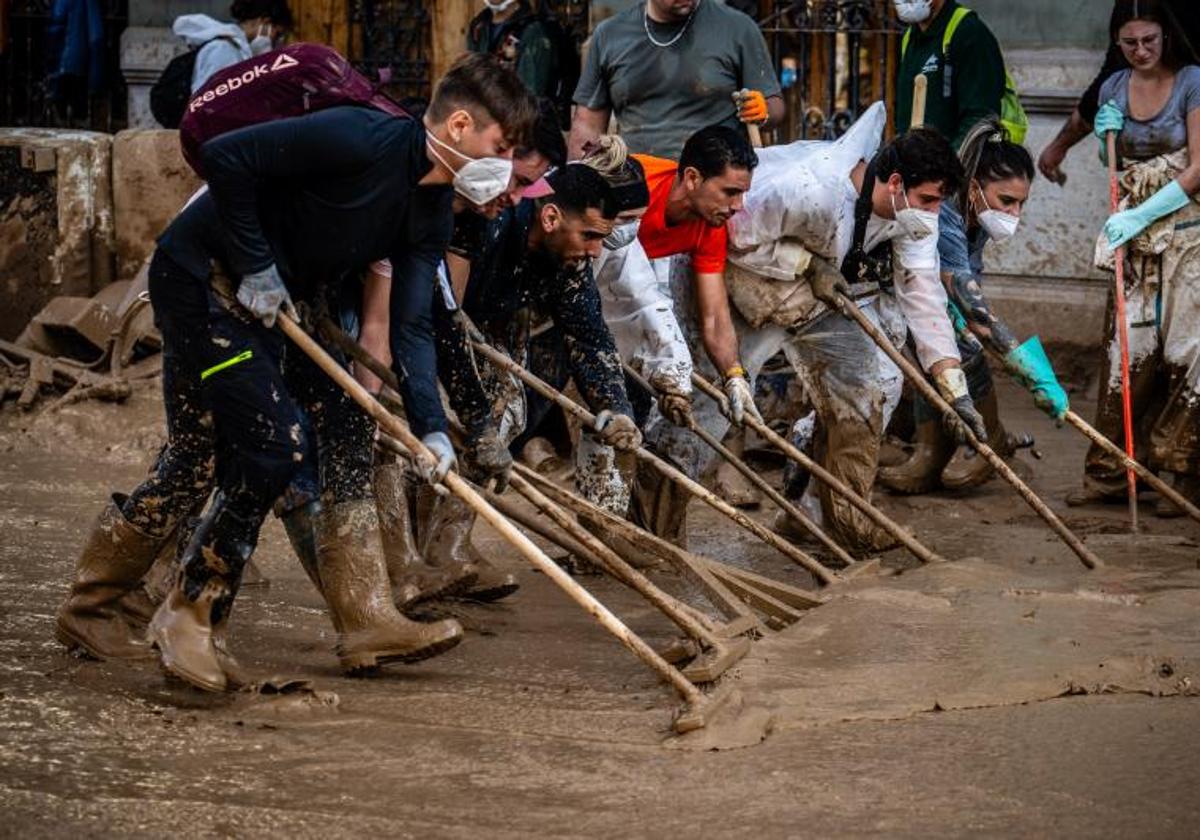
[{"left": 3, "top": 376, "right": 1200, "bottom": 835}]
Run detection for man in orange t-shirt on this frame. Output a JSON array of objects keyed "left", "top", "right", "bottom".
[{"left": 629, "top": 124, "right": 759, "bottom": 545}]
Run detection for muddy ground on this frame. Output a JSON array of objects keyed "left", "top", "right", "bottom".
[{"left": 2, "top": 370, "right": 1199, "bottom": 838}]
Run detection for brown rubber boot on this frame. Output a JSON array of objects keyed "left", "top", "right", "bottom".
[
  {"left": 376, "top": 463, "right": 477, "bottom": 607},
  {"left": 940, "top": 388, "right": 1016, "bottom": 491},
  {"left": 628, "top": 460, "right": 692, "bottom": 549},
  {"left": 148, "top": 575, "right": 230, "bottom": 692},
  {"left": 316, "top": 498, "right": 463, "bottom": 673},
  {"left": 877, "top": 418, "right": 956, "bottom": 495},
  {"left": 281, "top": 500, "right": 324, "bottom": 594},
  {"left": 416, "top": 484, "right": 518, "bottom": 603},
  {"left": 1155, "top": 473, "right": 1200, "bottom": 518},
  {"left": 712, "top": 427, "right": 762, "bottom": 509},
  {"left": 55, "top": 496, "right": 163, "bottom": 660}
]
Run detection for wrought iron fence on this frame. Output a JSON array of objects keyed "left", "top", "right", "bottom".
[
  {"left": 758, "top": 0, "right": 902, "bottom": 141},
  {"left": 350, "top": 0, "right": 432, "bottom": 100},
  {"left": 0, "top": 0, "right": 128, "bottom": 131}
]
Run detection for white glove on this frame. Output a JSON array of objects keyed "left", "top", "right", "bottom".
[
  {"left": 932, "top": 367, "right": 988, "bottom": 443},
  {"left": 418, "top": 431, "right": 457, "bottom": 486},
  {"left": 236, "top": 264, "right": 297, "bottom": 328},
  {"left": 723, "top": 376, "right": 763, "bottom": 426},
  {"left": 593, "top": 409, "right": 643, "bottom": 451}
]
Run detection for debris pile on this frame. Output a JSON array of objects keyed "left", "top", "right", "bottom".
[{"left": 1, "top": 267, "right": 162, "bottom": 412}]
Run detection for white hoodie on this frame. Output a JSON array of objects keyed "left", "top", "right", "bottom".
[{"left": 172, "top": 14, "right": 253, "bottom": 93}]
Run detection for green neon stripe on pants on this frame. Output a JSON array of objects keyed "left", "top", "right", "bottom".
[{"left": 200, "top": 349, "right": 253, "bottom": 381}]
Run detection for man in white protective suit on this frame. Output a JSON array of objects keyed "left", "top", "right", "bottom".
[{"left": 703, "top": 103, "right": 987, "bottom": 555}]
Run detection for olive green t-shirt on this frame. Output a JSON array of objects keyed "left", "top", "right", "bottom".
[{"left": 573, "top": 0, "right": 780, "bottom": 159}]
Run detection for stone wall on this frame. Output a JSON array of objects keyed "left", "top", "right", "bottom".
[
  {"left": 0, "top": 130, "right": 115, "bottom": 340},
  {"left": 0, "top": 127, "right": 198, "bottom": 340},
  {"left": 112, "top": 130, "right": 202, "bottom": 279}
]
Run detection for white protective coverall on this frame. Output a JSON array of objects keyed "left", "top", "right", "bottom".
[
  {"left": 639, "top": 102, "right": 961, "bottom": 553},
  {"left": 573, "top": 236, "right": 694, "bottom": 513}
]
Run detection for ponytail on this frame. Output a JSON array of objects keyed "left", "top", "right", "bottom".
[{"left": 957, "top": 116, "right": 1034, "bottom": 211}]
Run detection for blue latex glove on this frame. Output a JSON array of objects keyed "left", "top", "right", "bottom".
[
  {"left": 1093, "top": 100, "right": 1124, "bottom": 140},
  {"left": 1103, "top": 179, "right": 1190, "bottom": 248},
  {"left": 1005, "top": 335, "right": 1069, "bottom": 421},
  {"left": 236, "top": 264, "right": 296, "bottom": 328}
]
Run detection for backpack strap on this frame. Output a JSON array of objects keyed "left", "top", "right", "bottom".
[
  {"left": 840, "top": 160, "right": 879, "bottom": 286},
  {"left": 901, "top": 6, "right": 973, "bottom": 59},
  {"left": 941, "top": 6, "right": 973, "bottom": 56}
]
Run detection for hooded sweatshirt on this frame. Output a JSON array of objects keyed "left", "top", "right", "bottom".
[{"left": 172, "top": 14, "right": 254, "bottom": 93}]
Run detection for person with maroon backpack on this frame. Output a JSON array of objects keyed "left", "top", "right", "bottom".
[{"left": 55, "top": 54, "right": 536, "bottom": 693}]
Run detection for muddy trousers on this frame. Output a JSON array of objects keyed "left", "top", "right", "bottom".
[
  {"left": 510, "top": 326, "right": 647, "bottom": 515},
  {"left": 147, "top": 257, "right": 373, "bottom": 623},
  {"left": 1083, "top": 279, "right": 1200, "bottom": 494},
  {"left": 121, "top": 334, "right": 218, "bottom": 542},
  {"left": 636, "top": 252, "right": 897, "bottom": 553},
  {"left": 640, "top": 304, "right": 897, "bottom": 554}
]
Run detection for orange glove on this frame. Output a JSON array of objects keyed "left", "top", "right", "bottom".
[{"left": 735, "top": 88, "right": 769, "bottom": 125}]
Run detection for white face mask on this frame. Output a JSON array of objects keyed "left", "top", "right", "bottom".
[
  {"left": 891, "top": 188, "right": 938, "bottom": 240},
  {"left": 892, "top": 0, "right": 932, "bottom": 24},
  {"left": 603, "top": 220, "right": 640, "bottom": 251},
  {"left": 427, "top": 130, "right": 514, "bottom": 206},
  {"left": 484, "top": 0, "right": 518, "bottom": 10},
  {"left": 250, "top": 24, "right": 274, "bottom": 55},
  {"left": 974, "top": 184, "right": 1020, "bottom": 242}
]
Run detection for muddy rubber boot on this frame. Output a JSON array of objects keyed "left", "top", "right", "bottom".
[
  {"left": 376, "top": 463, "right": 476, "bottom": 607},
  {"left": 628, "top": 459, "right": 692, "bottom": 549},
  {"left": 55, "top": 495, "right": 164, "bottom": 660},
  {"left": 149, "top": 576, "right": 230, "bottom": 692},
  {"left": 118, "top": 587, "right": 158, "bottom": 626},
  {"left": 877, "top": 418, "right": 956, "bottom": 495},
  {"left": 940, "top": 388, "right": 1016, "bottom": 491},
  {"left": 1155, "top": 472, "right": 1200, "bottom": 518},
  {"left": 148, "top": 493, "right": 256, "bottom": 693},
  {"left": 281, "top": 500, "right": 324, "bottom": 594},
  {"left": 417, "top": 484, "right": 518, "bottom": 603},
  {"left": 316, "top": 498, "right": 463, "bottom": 672},
  {"left": 712, "top": 428, "right": 762, "bottom": 509}
]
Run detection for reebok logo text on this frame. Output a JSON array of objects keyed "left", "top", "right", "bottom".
[{"left": 188, "top": 53, "right": 301, "bottom": 114}]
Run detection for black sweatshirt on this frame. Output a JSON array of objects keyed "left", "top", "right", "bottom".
[
  {"left": 156, "top": 106, "right": 452, "bottom": 437},
  {"left": 434, "top": 200, "right": 634, "bottom": 436}
]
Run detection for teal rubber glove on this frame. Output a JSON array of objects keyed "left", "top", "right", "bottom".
[
  {"left": 1103, "top": 179, "right": 1190, "bottom": 248},
  {"left": 1005, "top": 335, "right": 1069, "bottom": 421},
  {"left": 1093, "top": 100, "right": 1124, "bottom": 140}
]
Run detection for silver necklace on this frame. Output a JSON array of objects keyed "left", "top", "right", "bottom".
[{"left": 643, "top": 1, "right": 698, "bottom": 48}]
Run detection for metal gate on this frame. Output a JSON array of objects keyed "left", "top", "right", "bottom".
[
  {"left": 350, "top": 0, "right": 432, "bottom": 99},
  {"left": 758, "top": 0, "right": 901, "bottom": 142},
  {"left": 0, "top": 0, "right": 128, "bottom": 131},
  {"left": 349, "top": 0, "right": 588, "bottom": 102}
]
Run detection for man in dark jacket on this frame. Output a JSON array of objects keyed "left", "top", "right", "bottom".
[
  {"left": 54, "top": 54, "right": 536, "bottom": 692},
  {"left": 422, "top": 163, "right": 642, "bottom": 599}
]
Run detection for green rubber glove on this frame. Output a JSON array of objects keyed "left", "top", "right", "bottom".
[
  {"left": 1103, "top": 179, "right": 1190, "bottom": 248},
  {"left": 1005, "top": 335, "right": 1069, "bottom": 421},
  {"left": 1093, "top": 100, "right": 1124, "bottom": 140}
]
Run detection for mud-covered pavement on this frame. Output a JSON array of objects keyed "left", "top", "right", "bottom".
[{"left": 2, "top": 372, "right": 1199, "bottom": 837}]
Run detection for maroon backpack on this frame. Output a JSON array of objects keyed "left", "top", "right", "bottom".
[{"left": 179, "top": 42, "right": 408, "bottom": 176}]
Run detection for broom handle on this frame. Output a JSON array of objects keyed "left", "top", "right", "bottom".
[
  {"left": 276, "top": 314, "right": 702, "bottom": 704},
  {"left": 1106, "top": 130, "right": 1139, "bottom": 532}
]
